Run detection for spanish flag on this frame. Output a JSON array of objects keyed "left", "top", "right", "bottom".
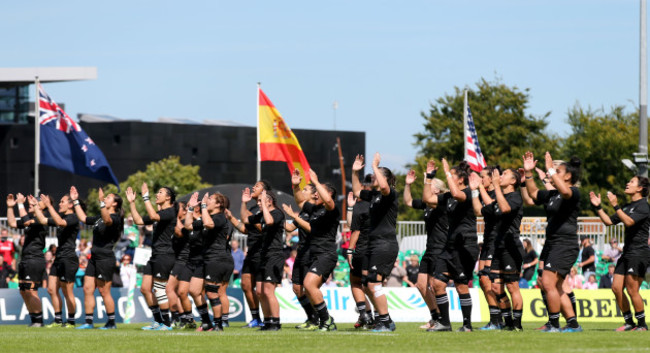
[{"left": 258, "top": 88, "right": 311, "bottom": 188}]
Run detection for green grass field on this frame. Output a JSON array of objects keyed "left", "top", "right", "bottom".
[{"left": 2, "top": 322, "right": 649, "bottom": 353}]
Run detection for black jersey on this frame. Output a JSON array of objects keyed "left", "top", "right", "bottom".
[
  {"left": 244, "top": 203, "right": 263, "bottom": 259},
  {"left": 412, "top": 199, "right": 448, "bottom": 251},
  {"left": 16, "top": 216, "right": 47, "bottom": 260},
  {"left": 483, "top": 191, "right": 523, "bottom": 250},
  {"left": 350, "top": 200, "right": 370, "bottom": 253},
  {"left": 48, "top": 213, "right": 79, "bottom": 259},
  {"left": 250, "top": 208, "right": 285, "bottom": 259},
  {"left": 481, "top": 190, "right": 498, "bottom": 244},
  {"left": 188, "top": 219, "right": 204, "bottom": 260},
  {"left": 303, "top": 202, "right": 340, "bottom": 255},
  {"left": 295, "top": 204, "right": 312, "bottom": 263},
  {"left": 610, "top": 199, "right": 650, "bottom": 258},
  {"left": 202, "top": 213, "right": 231, "bottom": 261},
  {"left": 359, "top": 188, "right": 398, "bottom": 248},
  {"left": 143, "top": 207, "right": 176, "bottom": 257},
  {"left": 440, "top": 188, "right": 477, "bottom": 249},
  {"left": 86, "top": 213, "right": 123, "bottom": 260},
  {"left": 172, "top": 227, "right": 190, "bottom": 264},
  {"left": 535, "top": 187, "right": 580, "bottom": 241}
]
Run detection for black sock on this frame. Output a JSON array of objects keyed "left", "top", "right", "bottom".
[
  {"left": 213, "top": 315, "right": 222, "bottom": 328},
  {"left": 197, "top": 304, "right": 212, "bottom": 327},
  {"left": 541, "top": 290, "right": 549, "bottom": 320},
  {"left": 150, "top": 305, "right": 162, "bottom": 324},
  {"left": 500, "top": 308, "right": 513, "bottom": 327},
  {"left": 299, "top": 296, "right": 317, "bottom": 323},
  {"left": 378, "top": 314, "right": 390, "bottom": 327},
  {"left": 430, "top": 309, "right": 440, "bottom": 322},
  {"left": 85, "top": 313, "right": 93, "bottom": 325},
  {"left": 513, "top": 309, "right": 523, "bottom": 328},
  {"left": 106, "top": 312, "right": 116, "bottom": 326},
  {"left": 636, "top": 311, "right": 646, "bottom": 327},
  {"left": 623, "top": 310, "right": 634, "bottom": 325},
  {"left": 250, "top": 308, "right": 261, "bottom": 321},
  {"left": 566, "top": 316, "right": 579, "bottom": 328},
  {"left": 54, "top": 311, "right": 63, "bottom": 324},
  {"left": 436, "top": 294, "right": 450, "bottom": 326},
  {"left": 161, "top": 308, "right": 171, "bottom": 327},
  {"left": 171, "top": 310, "right": 179, "bottom": 323},
  {"left": 459, "top": 293, "right": 472, "bottom": 328},
  {"left": 315, "top": 301, "right": 330, "bottom": 325},
  {"left": 222, "top": 313, "right": 229, "bottom": 323},
  {"left": 67, "top": 312, "right": 75, "bottom": 325},
  {"left": 35, "top": 312, "right": 43, "bottom": 324},
  {"left": 184, "top": 311, "right": 194, "bottom": 323},
  {"left": 549, "top": 311, "right": 560, "bottom": 328},
  {"left": 29, "top": 313, "right": 36, "bottom": 324},
  {"left": 567, "top": 292, "right": 577, "bottom": 316},
  {"left": 489, "top": 305, "right": 500, "bottom": 325},
  {"left": 356, "top": 301, "right": 367, "bottom": 313}
]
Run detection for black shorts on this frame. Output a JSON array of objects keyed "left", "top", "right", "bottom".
[
  {"left": 615, "top": 256, "right": 650, "bottom": 277},
  {"left": 367, "top": 247, "right": 399, "bottom": 282},
  {"left": 491, "top": 248, "right": 523, "bottom": 275},
  {"left": 18, "top": 257, "right": 46, "bottom": 284},
  {"left": 308, "top": 252, "right": 337, "bottom": 280},
  {"left": 542, "top": 241, "right": 579, "bottom": 277},
  {"left": 187, "top": 259, "right": 204, "bottom": 279},
  {"left": 50, "top": 257, "right": 79, "bottom": 283},
  {"left": 242, "top": 256, "right": 262, "bottom": 281},
  {"left": 170, "top": 261, "right": 192, "bottom": 282},
  {"left": 419, "top": 250, "right": 441, "bottom": 276},
  {"left": 204, "top": 258, "right": 234, "bottom": 283},
  {"left": 435, "top": 245, "right": 479, "bottom": 285},
  {"left": 480, "top": 238, "right": 495, "bottom": 261},
  {"left": 151, "top": 254, "right": 175, "bottom": 280},
  {"left": 85, "top": 257, "right": 116, "bottom": 281},
  {"left": 350, "top": 250, "right": 369, "bottom": 278},
  {"left": 259, "top": 256, "right": 284, "bottom": 284},
  {"left": 292, "top": 261, "right": 310, "bottom": 285}
]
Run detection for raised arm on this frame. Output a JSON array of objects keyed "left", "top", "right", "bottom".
[
  {"left": 346, "top": 192, "right": 356, "bottom": 227},
  {"left": 372, "top": 153, "right": 390, "bottom": 196},
  {"left": 607, "top": 191, "right": 636, "bottom": 227},
  {"left": 125, "top": 187, "right": 144, "bottom": 225},
  {"left": 32, "top": 195, "right": 50, "bottom": 225},
  {"left": 589, "top": 192, "right": 612, "bottom": 225},
  {"left": 545, "top": 152, "right": 572, "bottom": 199},
  {"left": 184, "top": 192, "right": 199, "bottom": 230},
  {"left": 260, "top": 191, "right": 275, "bottom": 225},
  {"left": 6, "top": 194, "right": 18, "bottom": 228},
  {"left": 492, "top": 170, "right": 511, "bottom": 213},
  {"left": 200, "top": 193, "right": 214, "bottom": 229},
  {"left": 309, "top": 169, "right": 335, "bottom": 211},
  {"left": 468, "top": 173, "right": 483, "bottom": 217},
  {"left": 240, "top": 188, "right": 253, "bottom": 224},
  {"left": 443, "top": 159, "right": 466, "bottom": 202},
  {"left": 351, "top": 154, "right": 365, "bottom": 198},
  {"left": 523, "top": 151, "right": 540, "bottom": 201},
  {"left": 422, "top": 160, "right": 439, "bottom": 205},
  {"left": 403, "top": 169, "right": 416, "bottom": 207},
  {"left": 98, "top": 188, "right": 113, "bottom": 226},
  {"left": 518, "top": 169, "right": 535, "bottom": 206},
  {"left": 69, "top": 186, "right": 88, "bottom": 223},
  {"left": 282, "top": 204, "right": 311, "bottom": 232},
  {"left": 225, "top": 209, "right": 247, "bottom": 234},
  {"left": 291, "top": 169, "right": 308, "bottom": 208},
  {"left": 141, "top": 183, "right": 160, "bottom": 221}
]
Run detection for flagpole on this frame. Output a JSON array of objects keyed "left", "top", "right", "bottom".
[
  {"left": 34, "top": 77, "right": 40, "bottom": 197},
  {"left": 463, "top": 89, "right": 468, "bottom": 164},
  {"left": 256, "top": 82, "right": 261, "bottom": 182}
]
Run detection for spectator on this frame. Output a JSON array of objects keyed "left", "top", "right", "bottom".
[
  {"left": 599, "top": 264, "right": 615, "bottom": 289},
  {"left": 44, "top": 250, "right": 54, "bottom": 277},
  {"left": 75, "top": 255, "right": 88, "bottom": 288},
  {"left": 76, "top": 238, "right": 91, "bottom": 258},
  {"left": 405, "top": 255, "right": 419, "bottom": 287},
  {"left": 339, "top": 225, "right": 351, "bottom": 252},
  {"left": 48, "top": 244, "right": 57, "bottom": 256},
  {"left": 323, "top": 274, "right": 338, "bottom": 288},
  {"left": 141, "top": 224, "right": 153, "bottom": 248},
  {"left": 521, "top": 239, "right": 539, "bottom": 281},
  {"left": 601, "top": 238, "right": 622, "bottom": 264},
  {"left": 386, "top": 259, "right": 407, "bottom": 287},
  {"left": 284, "top": 249, "right": 297, "bottom": 281},
  {"left": 563, "top": 266, "right": 584, "bottom": 291},
  {"left": 0, "top": 229, "right": 15, "bottom": 266},
  {"left": 0, "top": 260, "right": 16, "bottom": 288},
  {"left": 231, "top": 239, "right": 245, "bottom": 280},
  {"left": 119, "top": 254, "right": 137, "bottom": 289},
  {"left": 123, "top": 216, "right": 140, "bottom": 259},
  {"left": 578, "top": 235, "right": 596, "bottom": 279},
  {"left": 583, "top": 274, "right": 598, "bottom": 290}
]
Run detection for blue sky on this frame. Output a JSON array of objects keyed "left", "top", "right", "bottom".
[{"left": 2, "top": 0, "right": 644, "bottom": 172}]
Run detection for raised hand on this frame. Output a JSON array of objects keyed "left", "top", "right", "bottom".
[
  {"left": 141, "top": 182, "right": 149, "bottom": 197},
  {"left": 606, "top": 191, "right": 618, "bottom": 207},
  {"left": 260, "top": 190, "right": 268, "bottom": 206},
  {"left": 40, "top": 194, "right": 51, "bottom": 207},
  {"left": 188, "top": 192, "right": 199, "bottom": 208},
  {"left": 589, "top": 191, "right": 601, "bottom": 207},
  {"left": 545, "top": 151, "right": 554, "bottom": 171},
  {"left": 347, "top": 191, "right": 356, "bottom": 207},
  {"left": 405, "top": 170, "right": 416, "bottom": 185},
  {"left": 27, "top": 195, "right": 38, "bottom": 207},
  {"left": 522, "top": 151, "right": 537, "bottom": 172},
  {"left": 16, "top": 193, "right": 26, "bottom": 205},
  {"left": 308, "top": 169, "right": 319, "bottom": 184},
  {"left": 517, "top": 168, "right": 526, "bottom": 184},
  {"left": 372, "top": 152, "right": 381, "bottom": 168},
  {"left": 70, "top": 186, "right": 79, "bottom": 201},
  {"left": 426, "top": 160, "right": 437, "bottom": 174},
  {"left": 224, "top": 208, "right": 233, "bottom": 220},
  {"left": 201, "top": 193, "right": 209, "bottom": 205},
  {"left": 535, "top": 167, "right": 547, "bottom": 180},
  {"left": 352, "top": 155, "right": 365, "bottom": 172},
  {"left": 468, "top": 172, "right": 481, "bottom": 191},
  {"left": 125, "top": 187, "right": 137, "bottom": 203},
  {"left": 441, "top": 158, "right": 450, "bottom": 174},
  {"left": 291, "top": 169, "right": 302, "bottom": 186},
  {"left": 242, "top": 188, "right": 252, "bottom": 203},
  {"left": 6, "top": 194, "right": 15, "bottom": 207},
  {"left": 98, "top": 188, "right": 105, "bottom": 202},
  {"left": 491, "top": 169, "right": 501, "bottom": 187},
  {"left": 282, "top": 204, "right": 295, "bottom": 218}
]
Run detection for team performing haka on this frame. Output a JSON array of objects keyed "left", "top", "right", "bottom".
[{"left": 4, "top": 150, "right": 649, "bottom": 332}]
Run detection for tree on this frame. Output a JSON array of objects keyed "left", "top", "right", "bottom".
[
  {"left": 561, "top": 105, "right": 640, "bottom": 215},
  {"left": 84, "top": 156, "right": 210, "bottom": 216}
]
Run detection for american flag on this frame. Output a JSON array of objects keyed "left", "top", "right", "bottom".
[{"left": 464, "top": 94, "right": 487, "bottom": 172}]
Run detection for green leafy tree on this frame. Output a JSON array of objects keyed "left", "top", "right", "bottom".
[
  {"left": 84, "top": 156, "right": 210, "bottom": 216},
  {"left": 561, "top": 105, "right": 640, "bottom": 215}
]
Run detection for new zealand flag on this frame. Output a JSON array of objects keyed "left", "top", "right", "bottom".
[{"left": 38, "top": 84, "right": 119, "bottom": 188}]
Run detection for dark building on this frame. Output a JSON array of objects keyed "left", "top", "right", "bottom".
[{"left": 0, "top": 118, "right": 365, "bottom": 205}]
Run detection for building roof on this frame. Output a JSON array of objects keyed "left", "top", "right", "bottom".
[{"left": 0, "top": 67, "right": 97, "bottom": 84}]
